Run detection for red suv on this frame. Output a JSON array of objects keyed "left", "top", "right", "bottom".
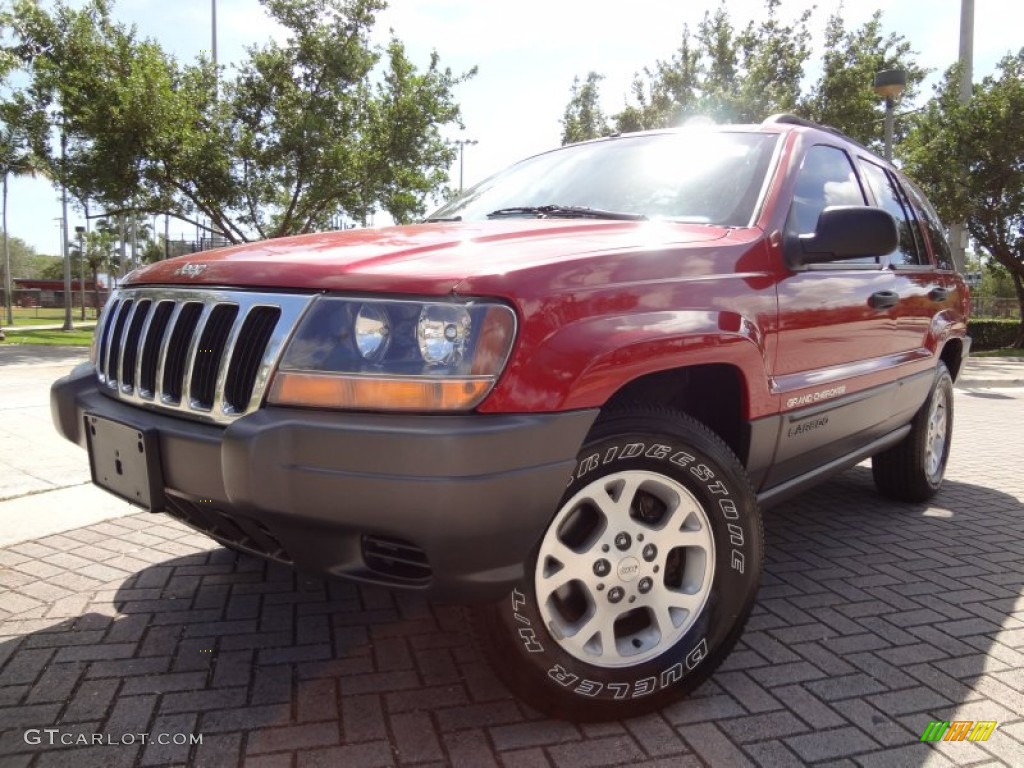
[{"left": 52, "top": 114, "right": 969, "bottom": 720}]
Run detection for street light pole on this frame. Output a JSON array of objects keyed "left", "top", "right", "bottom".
[
  {"left": 76, "top": 226, "right": 86, "bottom": 321},
  {"left": 212, "top": 0, "right": 218, "bottom": 72},
  {"left": 882, "top": 99, "right": 895, "bottom": 164},
  {"left": 949, "top": 0, "right": 975, "bottom": 273},
  {"left": 454, "top": 138, "right": 478, "bottom": 192},
  {"left": 60, "top": 126, "right": 73, "bottom": 332},
  {"left": 873, "top": 70, "right": 907, "bottom": 164}
]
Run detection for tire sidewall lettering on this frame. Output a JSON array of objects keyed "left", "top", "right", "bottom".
[
  {"left": 569, "top": 438, "right": 748, "bottom": 579},
  {"left": 522, "top": 431, "right": 758, "bottom": 704}
]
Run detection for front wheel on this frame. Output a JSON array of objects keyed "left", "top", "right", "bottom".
[
  {"left": 872, "top": 362, "right": 954, "bottom": 503},
  {"left": 470, "top": 407, "right": 764, "bottom": 721}
]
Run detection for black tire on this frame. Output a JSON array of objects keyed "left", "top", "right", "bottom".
[
  {"left": 872, "top": 362, "right": 954, "bottom": 503},
  {"left": 469, "top": 406, "right": 764, "bottom": 721}
]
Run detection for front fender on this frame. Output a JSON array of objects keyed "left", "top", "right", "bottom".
[{"left": 481, "top": 309, "right": 774, "bottom": 417}]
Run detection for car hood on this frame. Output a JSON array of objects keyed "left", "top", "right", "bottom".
[{"left": 125, "top": 220, "right": 731, "bottom": 296}]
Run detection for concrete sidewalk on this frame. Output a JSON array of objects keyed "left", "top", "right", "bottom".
[
  {"left": 0, "top": 346, "right": 136, "bottom": 547},
  {"left": 956, "top": 356, "right": 1024, "bottom": 388},
  {"left": 0, "top": 322, "right": 97, "bottom": 336}
]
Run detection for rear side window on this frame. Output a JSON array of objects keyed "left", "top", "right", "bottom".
[
  {"left": 857, "top": 160, "right": 926, "bottom": 266},
  {"left": 903, "top": 179, "right": 955, "bottom": 270}
]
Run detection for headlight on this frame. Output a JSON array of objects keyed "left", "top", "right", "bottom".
[
  {"left": 354, "top": 303, "right": 390, "bottom": 361},
  {"left": 418, "top": 304, "right": 470, "bottom": 365},
  {"left": 268, "top": 296, "right": 517, "bottom": 411}
]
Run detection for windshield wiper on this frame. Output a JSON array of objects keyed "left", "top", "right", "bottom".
[
  {"left": 487, "top": 205, "right": 647, "bottom": 221},
  {"left": 422, "top": 215, "right": 462, "bottom": 222}
]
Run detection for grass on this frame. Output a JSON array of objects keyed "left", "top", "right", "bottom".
[
  {"left": 1, "top": 328, "right": 95, "bottom": 347},
  {"left": 974, "top": 347, "right": 1024, "bottom": 358},
  {"left": 3, "top": 307, "right": 99, "bottom": 326}
]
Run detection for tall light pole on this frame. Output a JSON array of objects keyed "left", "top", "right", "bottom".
[
  {"left": 2, "top": 177, "right": 12, "bottom": 327},
  {"left": 211, "top": 0, "right": 218, "bottom": 72},
  {"left": 874, "top": 69, "right": 906, "bottom": 163},
  {"left": 949, "top": 0, "right": 975, "bottom": 272},
  {"left": 454, "top": 138, "right": 478, "bottom": 192},
  {"left": 75, "top": 225, "right": 86, "bottom": 320},
  {"left": 59, "top": 125, "right": 73, "bottom": 331}
]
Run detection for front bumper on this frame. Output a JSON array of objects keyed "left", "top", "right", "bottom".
[{"left": 52, "top": 363, "right": 597, "bottom": 600}]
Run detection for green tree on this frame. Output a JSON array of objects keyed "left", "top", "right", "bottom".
[
  {"left": 69, "top": 226, "right": 115, "bottom": 308},
  {"left": 903, "top": 52, "right": 1024, "bottom": 346},
  {"left": 38, "top": 255, "right": 67, "bottom": 280},
  {"left": 0, "top": 114, "right": 45, "bottom": 324},
  {"left": 4, "top": 0, "right": 473, "bottom": 243},
  {"left": 565, "top": 2, "right": 923, "bottom": 147},
  {"left": 604, "top": 0, "right": 811, "bottom": 132},
  {"left": 561, "top": 72, "right": 611, "bottom": 145},
  {"left": 798, "top": 10, "right": 926, "bottom": 149},
  {"left": 0, "top": 230, "right": 59, "bottom": 278},
  {"left": 91, "top": 217, "right": 122, "bottom": 276},
  {"left": 704, "top": 0, "right": 811, "bottom": 122},
  {"left": 977, "top": 262, "right": 1017, "bottom": 300}
]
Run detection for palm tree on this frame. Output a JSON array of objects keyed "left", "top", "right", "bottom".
[
  {"left": 0, "top": 124, "right": 43, "bottom": 326},
  {"left": 93, "top": 218, "right": 122, "bottom": 285},
  {"left": 71, "top": 227, "right": 116, "bottom": 311}
]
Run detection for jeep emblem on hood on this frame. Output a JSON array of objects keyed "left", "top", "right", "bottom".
[{"left": 174, "top": 263, "right": 208, "bottom": 278}]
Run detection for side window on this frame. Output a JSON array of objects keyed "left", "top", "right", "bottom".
[
  {"left": 858, "top": 160, "right": 926, "bottom": 266},
  {"left": 903, "top": 179, "right": 955, "bottom": 270},
  {"left": 787, "top": 145, "right": 868, "bottom": 235}
]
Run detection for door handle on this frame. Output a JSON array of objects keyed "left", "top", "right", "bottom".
[
  {"left": 929, "top": 287, "right": 949, "bottom": 302},
  {"left": 869, "top": 290, "right": 900, "bottom": 309}
]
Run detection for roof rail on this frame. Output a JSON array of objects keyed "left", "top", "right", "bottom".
[
  {"left": 762, "top": 113, "right": 820, "bottom": 129},
  {"left": 761, "top": 113, "right": 874, "bottom": 156}
]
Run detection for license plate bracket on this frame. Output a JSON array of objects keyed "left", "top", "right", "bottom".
[{"left": 85, "top": 413, "right": 165, "bottom": 511}]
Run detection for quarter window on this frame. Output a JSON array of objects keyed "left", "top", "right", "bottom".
[
  {"left": 858, "top": 160, "right": 926, "bottom": 266},
  {"left": 903, "top": 179, "right": 955, "bottom": 270}
]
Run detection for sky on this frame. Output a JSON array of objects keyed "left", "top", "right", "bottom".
[{"left": 4, "top": 0, "right": 1020, "bottom": 255}]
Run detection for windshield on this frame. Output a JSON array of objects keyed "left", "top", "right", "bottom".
[{"left": 428, "top": 131, "right": 780, "bottom": 227}]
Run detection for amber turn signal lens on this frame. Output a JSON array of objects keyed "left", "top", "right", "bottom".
[{"left": 268, "top": 371, "right": 494, "bottom": 411}]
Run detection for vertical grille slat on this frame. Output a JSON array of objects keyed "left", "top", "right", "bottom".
[
  {"left": 224, "top": 307, "right": 281, "bottom": 412},
  {"left": 97, "top": 299, "right": 121, "bottom": 383},
  {"left": 189, "top": 304, "right": 239, "bottom": 410},
  {"left": 162, "top": 303, "right": 204, "bottom": 404},
  {"left": 180, "top": 304, "right": 216, "bottom": 407},
  {"left": 105, "top": 299, "right": 134, "bottom": 387},
  {"left": 139, "top": 302, "right": 175, "bottom": 398},
  {"left": 120, "top": 300, "right": 152, "bottom": 392},
  {"left": 92, "top": 288, "right": 308, "bottom": 424}
]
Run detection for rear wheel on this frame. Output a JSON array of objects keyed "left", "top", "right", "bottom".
[
  {"left": 872, "top": 363, "right": 954, "bottom": 502},
  {"left": 470, "top": 407, "right": 764, "bottom": 721}
]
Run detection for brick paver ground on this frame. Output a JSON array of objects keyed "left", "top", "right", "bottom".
[{"left": 1, "top": 388, "right": 1021, "bottom": 767}]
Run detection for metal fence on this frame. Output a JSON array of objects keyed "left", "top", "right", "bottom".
[
  {"left": 972, "top": 297, "right": 1019, "bottom": 319},
  {"left": 1, "top": 288, "right": 110, "bottom": 310}
]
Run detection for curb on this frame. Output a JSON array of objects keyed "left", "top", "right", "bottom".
[{"left": 956, "top": 379, "right": 1024, "bottom": 389}]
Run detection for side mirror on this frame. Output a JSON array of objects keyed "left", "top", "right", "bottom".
[{"left": 792, "top": 206, "right": 898, "bottom": 267}]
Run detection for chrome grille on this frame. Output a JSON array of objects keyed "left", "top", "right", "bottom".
[{"left": 96, "top": 287, "right": 314, "bottom": 424}]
